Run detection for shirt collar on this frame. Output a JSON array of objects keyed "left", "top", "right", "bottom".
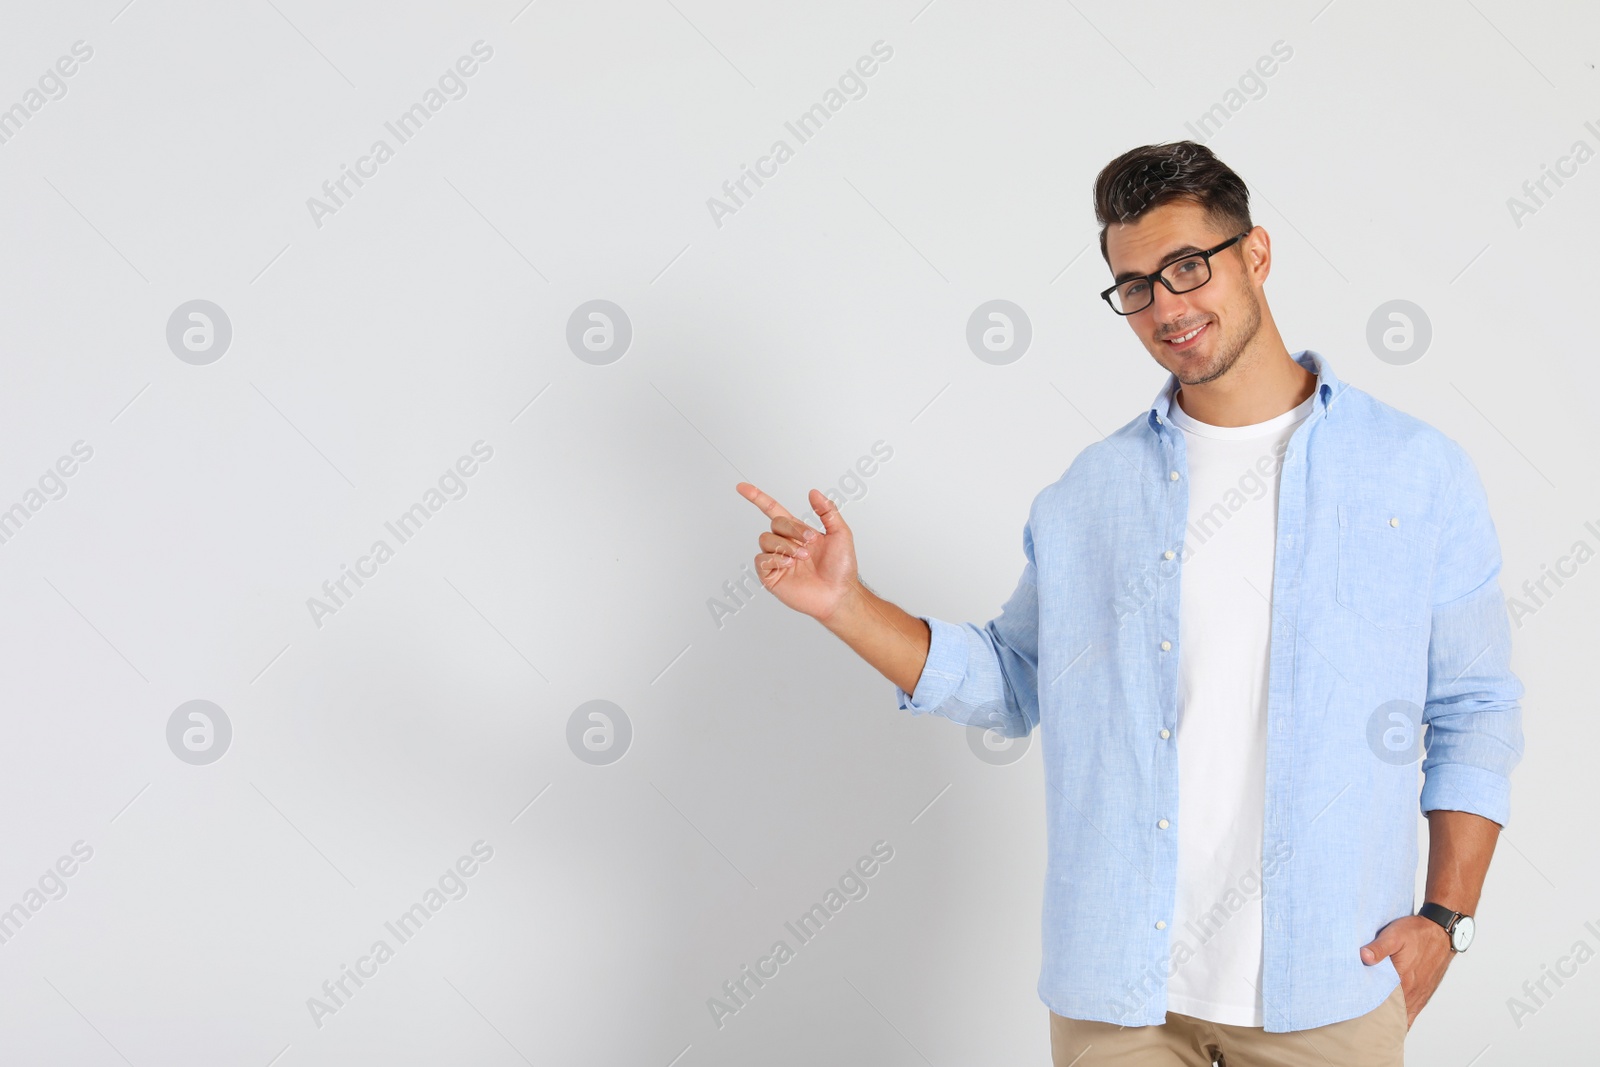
[{"left": 1148, "top": 349, "right": 1341, "bottom": 433}]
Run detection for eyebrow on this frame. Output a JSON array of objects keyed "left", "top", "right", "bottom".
[{"left": 1112, "top": 245, "right": 1207, "bottom": 285}]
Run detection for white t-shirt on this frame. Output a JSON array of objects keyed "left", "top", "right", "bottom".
[{"left": 1161, "top": 386, "right": 1316, "bottom": 1027}]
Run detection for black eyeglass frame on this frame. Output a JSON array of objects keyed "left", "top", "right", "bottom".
[{"left": 1100, "top": 230, "right": 1252, "bottom": 316}]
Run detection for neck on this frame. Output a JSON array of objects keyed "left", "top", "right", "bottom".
[{"left": 1174, "top": 338, "right": 1314, "bottom": 427}]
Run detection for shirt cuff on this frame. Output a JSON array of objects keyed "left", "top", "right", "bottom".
[
  {"left": 894, "top": 616, "right": 967, "bottom": 715},
  {"left": 1419, "top": 762, "right": 1511, "bottom": 828}
]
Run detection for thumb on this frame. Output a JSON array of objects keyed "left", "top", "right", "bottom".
[
  {"left": 1361, "top": 932, "right": 1398, "bottom": 966},
  {"left": 810, "top": 489, "right": 849, "bottom": 535}
]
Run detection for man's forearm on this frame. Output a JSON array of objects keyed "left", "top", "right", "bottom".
[
  {"left": 1423, "top": 808, "right": 1501, "bottom": 916},
  {"left": 819, "top": 577, "right": 931, "bottom": 697}
]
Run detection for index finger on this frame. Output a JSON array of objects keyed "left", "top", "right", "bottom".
[{"left": 735, "top": 482, "right": 795, "bottom": 521}]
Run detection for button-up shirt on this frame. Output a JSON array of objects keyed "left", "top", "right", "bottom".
[{"left": 894, "top": 349, "right": 1524, "bottom": 1032}]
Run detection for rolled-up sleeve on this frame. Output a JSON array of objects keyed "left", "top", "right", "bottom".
[
  {"left": 894, "top": 513, "right": 1042, "bottom": 738},
  {"left": 1419, "top": 443, "right": 1525, "bottom": 827}
]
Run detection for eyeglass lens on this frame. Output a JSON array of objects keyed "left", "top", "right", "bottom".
[{"left": 1112, "top": 256, "right": 1210, "bottom": 314}]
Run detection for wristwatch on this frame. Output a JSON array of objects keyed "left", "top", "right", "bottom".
[{"left": 1418, "top": 902, "right": 1475, "bottom": 952}]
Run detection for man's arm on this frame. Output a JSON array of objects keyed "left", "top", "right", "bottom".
[
  {"left": 1417, "top": 442, "right": 1524, "bottom": 826},
  {"left": 1422, "top": 808, "right": 1499, "bottom": 923},
  {"left": 1361, "top": 443, "right": 1523, "bottom": 1026},
  {"left": 1361, "top": 807, "right": 1500, "bottom": 1027},
  {"left": 738, "top": 482, "right": 934, "bottom": 694},
  {"left": 820, "top": 578, "right": 932, "bottom": 696},
  {"left": 737, "top": 479, "right": 1043, "bottom": 737},
  {"left": 832, "top": 514, "right": 1044, "bottom": 739}
]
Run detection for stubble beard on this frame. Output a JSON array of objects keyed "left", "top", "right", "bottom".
[{"left": 1168, "top": 281, "right": 1263, "bottom": 387}]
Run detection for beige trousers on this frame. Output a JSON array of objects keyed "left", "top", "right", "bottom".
[{"left": 1050, "top": 982, "right": 1406, "bottom": 1067}]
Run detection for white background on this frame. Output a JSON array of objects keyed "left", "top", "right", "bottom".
[{"left": 0, "top": 1, "right": 1594, "bottom": 1064}]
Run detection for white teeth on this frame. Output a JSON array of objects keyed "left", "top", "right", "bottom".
[{"left": 1169, "top": 324, "right": 1206, "bottom": 343}]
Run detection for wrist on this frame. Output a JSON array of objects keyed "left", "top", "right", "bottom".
[
  {"left": 1421, "top": 915, "right": 1452, "bottom": 951},
  {"left": 1418, "top": 901, "right": 1476, "bottom": 952},
  {"left": 818, "top": 576, "right": 869, "bottom": 629}
]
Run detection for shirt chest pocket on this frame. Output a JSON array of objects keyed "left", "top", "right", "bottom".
[{"left": 1335, "top": 504, "right": 1440, "bottom": 630}]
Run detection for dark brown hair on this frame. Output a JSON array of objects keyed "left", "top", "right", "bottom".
[{"left": 1093, "top": 141, "right": 1252, "bottom": 265}]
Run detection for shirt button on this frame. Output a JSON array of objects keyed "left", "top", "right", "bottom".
[
  {"left": 1169, "top": 471, "right": 1179, "bottom": 481},
  {"left": 1158, "top": 818, "right": 1169, "bottom": 829},
  {"left": 1155, "top": 920, "right": 1167, "bottom": 930},
  {"left": 1389, "top": 517, "right": 1399, "bottom": 527},
  {"left": 1160, "top": 728, "right": 1171, "bottom": 739},
  {"left": 1160, "top": 640, "right": 1172, "bottom": 651},
  {"left": 1163, "top": 549, "right": 1175, "bottom": 560}
]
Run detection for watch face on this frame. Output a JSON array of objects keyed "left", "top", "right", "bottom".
[{"left": 1452, "top": 914, "right": 1475, "bottom": 952}]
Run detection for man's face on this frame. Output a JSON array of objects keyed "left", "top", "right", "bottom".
[{"left": 1103, "top": 200, "right": 1263, "bottom": 388}]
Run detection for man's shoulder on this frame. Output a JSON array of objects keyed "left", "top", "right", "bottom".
[
  {"left": 1324, "top": 379, "right": 1473, "bottom": 477},
  {"left": 1022, "top": 379, "right": 1479, "bottom": 519},
  {"left": 1025, "top": 409, "right": 1161, "bottom": 520}
]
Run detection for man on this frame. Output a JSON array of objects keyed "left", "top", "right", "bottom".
[{"left": 735, "top": 141, "right": 1522, "bottom": 1066}]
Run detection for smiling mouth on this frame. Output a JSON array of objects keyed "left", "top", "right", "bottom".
[{"left": 1163, "top": 322, "right": 1210, "bottom": 350}]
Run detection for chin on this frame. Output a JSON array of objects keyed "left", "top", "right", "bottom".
[{"left": 1166, "top": 349, "right": 1225, "bottom": 386}]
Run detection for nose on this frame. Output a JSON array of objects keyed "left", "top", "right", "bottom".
[{"left": 1148, "top": 281, "right": 1191, "bottom": 329}]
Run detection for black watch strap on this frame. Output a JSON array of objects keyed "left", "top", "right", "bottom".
[{"left": 1418, "top": 902, "right": 1463, "bottom": 943}]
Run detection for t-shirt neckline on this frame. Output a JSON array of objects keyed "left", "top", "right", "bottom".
[{"left": 1166, "top": 387, "right": 1316, "bottom": 440}]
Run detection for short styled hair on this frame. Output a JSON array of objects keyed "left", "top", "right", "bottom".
[{"left": 1093, "top": 141, "right": 1253, "bottom": 265}]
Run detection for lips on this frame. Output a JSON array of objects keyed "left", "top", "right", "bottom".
[{"left": 1163, "top": 322, "right": 1209, "bottom": 350}]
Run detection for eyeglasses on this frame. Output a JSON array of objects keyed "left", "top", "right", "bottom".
[{"left": 1100, "top": 231, "right": 1251, "bottom": 316}]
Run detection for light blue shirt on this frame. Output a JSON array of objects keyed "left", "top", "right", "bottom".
[{"left": 894, "top": 349, "right": 1524, "bottom": 1032}]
